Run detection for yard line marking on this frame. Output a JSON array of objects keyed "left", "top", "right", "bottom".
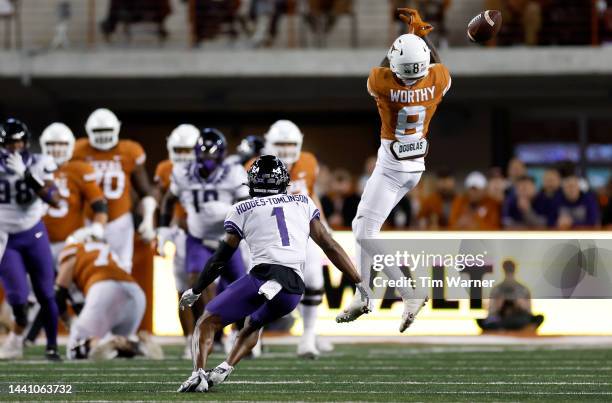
[{"left": 1, "top": 380, "right": 610, "bottom": 386}]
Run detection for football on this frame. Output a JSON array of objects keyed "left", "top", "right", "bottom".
[{"left": 467, "top": 10, "right": 502, "bottom": 43}]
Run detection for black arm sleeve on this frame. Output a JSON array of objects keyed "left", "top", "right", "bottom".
[
  {"left": 91, "top": 199, "right": 108, "bottom": 214},
  {"left": 54, "top": 285, "right": 70, "bottom": 316},
  {"left": 192, "top": 241, "right": 238, "bottom": 294},
  {"left": 24, "top": 170, "right": 44, "bottom": 192}
]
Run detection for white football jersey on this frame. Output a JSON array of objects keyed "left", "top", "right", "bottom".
[
  {"left": 170, "top": 161, "right": 249, "bottom": 240},
  {"left": 0, "top": 153, "right": 56, "bottom": 233},
  {"left": 224, "top": 194, "right": 320, "bottom": 279}
]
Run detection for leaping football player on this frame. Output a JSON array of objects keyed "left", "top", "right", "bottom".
[
  {"left": 336, "top": 9, "right": 451, "bottom": 332},
  {"left": 176, "top": 156, "right": 365, "bottom": 392},
  {"left": 0, "top": 118, "right": 62, "bottom": 360},
  {"left": 154, "top": 123, "right": 200, "bottom": 359},
  {"left": 72, "top": 108, "right": 157, "bottom": 273}
]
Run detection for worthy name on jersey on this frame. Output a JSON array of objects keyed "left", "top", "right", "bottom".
[
  {"left": 390, "top": 86, "right": 436, "bottom": 103},
  {"left": 234, "top": 194, "right": 309, "bottom": 215}
]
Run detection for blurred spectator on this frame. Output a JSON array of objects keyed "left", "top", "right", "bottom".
[
  {"left": 543, "top": 0, "right": 592, "bottom": 45},
  {"left": 249, "top": 0, "right": 291, "bottom": 47},
  {"left": 101, "top": 0, "right": 171, "bottom": 41},
  {"left": 552, "top": 174, "right": 600, "bottom": 229},
  {"left": 391, "top": 0, "right": 451, "bottom": 47},
  {"left": 505, "top": 157, "right": 527, "bottom": 194},
  {"left": 189, "top": 0, "right": 241, "bottom": 46},
  {"left": 485, "top": 0, "right": 543, "bottom": 45},
  {"left": 533, "top": 167, "right": 561, "bottom": 219},
  {"left": 477, "top": 260, "right": 544, "bottom": 332},
  {"left": 357, "top": 156, "right": 377, "bottom": 194},
  {"left": 449, "top": 171, "right": 501, "bottom": 230},
  {"left": 502, "top": 175, "right": 548, "bottom": 229},
  {"left": 417, "top": 168, "right": 456, "bottom": 229},
  {"left": 487, "top": 167, "right": 509, "bottom": 202},
  {"left": 304, "top": 0, "right": 354, "bottom": 47},
  {"left": 320, "top": 169, "right": 360, "bottom": 229},
  {"left": 599, "top": 0, "right": 612, "bottom": 44}
]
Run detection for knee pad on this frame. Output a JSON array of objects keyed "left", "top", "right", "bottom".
[
  {"left": 12, "top": 304, "right": 28, "bottom": 328},
  {"left": 301, "top": 288, "right": 323, "bottom": 306}
]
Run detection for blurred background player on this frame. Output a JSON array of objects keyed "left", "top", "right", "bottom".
[
  {"left": 55, "top": 236, "right": 157, "bottom": 360},
  {"left": 336, "top": 9, "right": 451, "bottom": 332},
  {"left": 176, "top": 155, "right": 363, "bottom": 393},
  {"left": 160, "top": 128, "right": 249, "bottom": 347},
  {"left": 40, "top": 122, "right": 108, "bottom": 260},
  {"left": 24, "top": 122, "right": 109, "bottom": 346},
  {"left": 154, "top": 123, "right": 199, "bottom": 359},
  {"left": 72, "top": 108, "right": 157, "bottom": 272},
  {"left": 227, "top": 134, "right": 265, "bottom": 166},
  {"left": 262, "top": 119, "right": 333, "bottom": 358},
  {"left": 0, "top": 118, "right": 61, "bottom": 360}
]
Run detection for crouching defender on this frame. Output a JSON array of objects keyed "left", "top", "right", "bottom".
[{"left": 177, "top": 155, "right": 365, "bottom": 393}]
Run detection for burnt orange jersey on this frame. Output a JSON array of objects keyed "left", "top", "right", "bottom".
[
  {"left": 154, "top": 159, "right": 186, "bottom": 219},
  {"left": 72, "top": 139, "right": 146, "bottom": 221},
  {"left": 44, "top": 161, "right": 105, "bottom": 243},
  {"left": 246, "top": 152, "right": 318, "bottom": 196},
  {"left": 368, "top": 64, "right": 451, "bottom": 142},
  {"left": 58, "top": 241, "right": 135, "bottom": 295}
]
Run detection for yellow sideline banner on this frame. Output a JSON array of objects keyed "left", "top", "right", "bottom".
[{"left": 153, "top": 231, "right": 612, "bottom": 336}]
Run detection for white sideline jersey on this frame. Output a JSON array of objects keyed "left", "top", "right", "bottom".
[
  {"left": 224, "top": 194, "right": 320, "bottom": 279},
  {"left": 170, "top": 161, "right": 248, "bottom": 240},
  {"left": 0, "top": 153, "right": 56, "bottom": 234}
]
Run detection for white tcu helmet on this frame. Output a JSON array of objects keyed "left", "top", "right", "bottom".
[
  {"left": 264, "top": 120, "right": 303, "bottom": 165},
  {"left": 167, "top": 124, "right": 199, "bottom": 163},
  {"left": 387, "top": 34, "right": 431, "bottom": 82},
  {"left": 39, "top": 122, "right": 75, "bottom": 165},
  {"left": 85, "top": 108, "right": 121, "bottom": 150}
]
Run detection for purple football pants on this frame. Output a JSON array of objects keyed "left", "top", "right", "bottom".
[
  {"left": 0, "top": 221, "right": 58, "bottom": 348},
  {"left": 186, "top": 233, "right": 246, "bottom": 293},
  {"left": 206, "top": 274, "right": 302, "bottom": 328}
]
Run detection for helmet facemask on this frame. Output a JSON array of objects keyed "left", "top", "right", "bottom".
[
  {"left": 42, "top": 141, "right": 73, "bottom": 165},
  {"left": 170, "top": 147, "right": 195, "bottom": 164},
  {"left": 269, "top": 142, "right": 301, "bottom": 166}
]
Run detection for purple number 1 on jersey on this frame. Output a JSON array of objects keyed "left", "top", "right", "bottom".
[{"left": 272, "top": 207, "right": 290, "bottom": 246}]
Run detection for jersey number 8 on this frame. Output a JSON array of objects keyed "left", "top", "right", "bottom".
[{"left": 395, "top": 105, "right": 426, "bottom": 142}]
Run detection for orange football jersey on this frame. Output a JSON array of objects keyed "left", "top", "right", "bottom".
[
  {"left": 154, "top": 159, "right": 186, "bottom": 219},
  {"left": 245, "top": 152, "right": 318, "bottom": 196},
  {"left": 58, "top": 241, "right": 135, "bottom": 295},
  {"left": 72, "top": 139, "right": 146, "bottom": 221},
  {"left": 368, "top": 64, "right": 451, "bottom": 142},
  {"left": 44, "top": 161, "right": 105, "bottom": 243}
]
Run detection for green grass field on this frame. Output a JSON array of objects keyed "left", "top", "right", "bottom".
[{"left": 1, "top": 343, "right": 611, "bottom": 401}]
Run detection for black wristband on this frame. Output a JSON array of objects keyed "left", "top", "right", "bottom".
[
  {"left": 91, "top": 199, "right": 108, "bottom": 214},
  {"left": 193, "top": 241, "right": 237, "bottom": 294}
]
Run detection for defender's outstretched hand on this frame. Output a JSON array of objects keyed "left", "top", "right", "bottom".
[{"left": 398, "top": 8, "right": 433, "bottom": 37}]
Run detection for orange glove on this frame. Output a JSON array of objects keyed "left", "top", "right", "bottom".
[{"left": 397, "top": 8, "right": 433, "bottom": 38}]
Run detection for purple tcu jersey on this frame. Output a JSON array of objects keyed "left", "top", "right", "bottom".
[
  {"left": 224, "top": 194, "right": 320, "bottom": 279},
  {"left": 170, "top": 161, "right": 248, "bottom": 240},
  {"left": 0, "top": 153, "right": 56, "bottom": 234}
]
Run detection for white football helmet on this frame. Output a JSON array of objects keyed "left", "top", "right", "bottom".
[
  {"left": 264, "top": 120, "right": 303, "bottom": 166},
  {"left": 85, "top": 108, "right": 120, "bottom": 150},
  {"left": 387, "top": 34, "right": 431, "bottom": 82},
  {"left": 39, "top": 122, "right": 75, "bottom": 165},
  {"left": 167, "top": 124, "right": 199, "bottom": 163}
]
